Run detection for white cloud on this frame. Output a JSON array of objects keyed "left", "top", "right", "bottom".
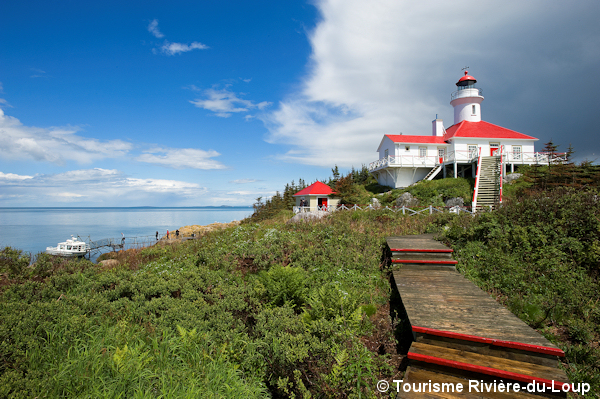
[
  {"left": 0, "top": 109, "right": 132, "bottom": 165},
  {"left": 147, "top": 19, "right": 208, "bottom": 55},
  {"left": 0, "top": 82, "right": 8, "bottom": 108},
  {"left": 0, "top": 171, "right": 34, "bottom": 182},
  {"left": 263, "top": 0, "right": 600, "bottom": 167},
  {"left": 229, "top": 178, "right": 261, "bottom": 184},
  {"left": 147, "top": 19, "right": 164, "bottom": 38},
  {"left": 125, "top": 177, "right": 203, "bottom": 195},
  {"left": 30, "top": 68, "right": 47, "bottom": 78},
  {"left": 53, "top": 192, "right": 84, "bottom": 198},
  {"left": 190, "top": 87, "right": 271, "bottom": 118},
  {"left": 0, "top": 168, "right": 209, "bottom": 205},
  {"left": 135, "top": 147, "right": 227, "bottom": 170},
  {"left": 160, "top": 41, "right": 209, "bottom": 55}
]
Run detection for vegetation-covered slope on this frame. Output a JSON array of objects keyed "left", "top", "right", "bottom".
[
  {"left": 1, "top": 164, "right": 599, "bottom": 397},
  {"left": 1, "top": 210, "right": 441, "bottom": 398}
]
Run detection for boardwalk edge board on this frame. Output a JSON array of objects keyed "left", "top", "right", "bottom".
[
  {"left": 407, "top": 352, "right": 570, "bottom": 390},
  {"left": 413, "top": 326, "right": 565, "bottom": 357},
  {"left": 392, "top": 259, "right": 458, "bottom": 264},
  {"left": 390, "top": 248, "right": 454, "bottom": 253}
]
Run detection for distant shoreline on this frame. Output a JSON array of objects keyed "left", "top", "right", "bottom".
[{"left": 0, "top": 206, "right": 253, "bottom": 210}]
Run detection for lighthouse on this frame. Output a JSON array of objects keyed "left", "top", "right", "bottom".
[{"left": 450, "top": 71, "right": 484, "bottom": 124}]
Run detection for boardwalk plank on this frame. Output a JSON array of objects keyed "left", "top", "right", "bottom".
[
  {"left": 401, "top": 367, "right": 549, "bottom": 399},
  {"left": 409, "top": 342, "right": 569, "bottom": 382}
]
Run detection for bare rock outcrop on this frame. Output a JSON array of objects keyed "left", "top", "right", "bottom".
[
  {"left": 287, "top": 210, "right": 330, "bottom": 223},
  {"left": 99, "top": 259, "right": 119, "bottom": 268},
  {"left": 396, "top": 192, "right": 419, "bottom": 207},
  {"left": 503, "top": 173, "right": 522, "bottom": 184},
  {"left": 444, "top": 197, "right": 465, "bottom": 208}
]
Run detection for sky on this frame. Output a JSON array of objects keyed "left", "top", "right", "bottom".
[{"left": 1, "top": 0, "right": 599, "bottom": 207}]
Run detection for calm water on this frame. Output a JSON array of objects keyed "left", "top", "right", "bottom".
[{"left": 0, "top": 207, "right": 253, "bottom": 258}]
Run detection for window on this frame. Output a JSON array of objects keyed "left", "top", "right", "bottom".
[
  {"left": 419, "top": 147, "right": 427, "bottom": 158},
  {"left": 405, "top": 146, "right": 410, "bottom": 151},
  {"left": 384, "top": 149, "right": 389, "bottom": 158},
  {"left": 513, "top": 145, "right": 522, "bottom": 160},
  {"left": 468, "top": 145, "right": 477, "bottom": 158},
  {"left": 472, "top": 105, "right": 476, "bottom": 114}
]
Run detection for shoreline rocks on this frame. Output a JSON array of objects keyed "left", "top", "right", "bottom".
[{"left": 167, "top": 220, "right": 241, "bottom": 239}]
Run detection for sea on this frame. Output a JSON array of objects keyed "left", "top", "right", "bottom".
[{"left": 0, "top": 207, "right": 253, "bottom": 260}]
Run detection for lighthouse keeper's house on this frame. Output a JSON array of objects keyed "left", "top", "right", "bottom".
[{"left": 369, "top": 71, "right": 564, "bottom": 189}]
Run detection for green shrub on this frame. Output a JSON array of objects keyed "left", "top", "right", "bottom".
[
  {"left": 442, "top": 187, "right": 600, "bottom": 394},
  {"left": 0, "top": 247, "right": 30, "bottom": 278},
  {"left": 258, "top": 264, "right": 308, "bottom": 308},
  {"left": 404, "top": 177, "right": 473, "bottom": 205}
]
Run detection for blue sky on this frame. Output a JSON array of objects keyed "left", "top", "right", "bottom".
[{"left": 1, "top": 0, "right": 599, "bottom": 207}]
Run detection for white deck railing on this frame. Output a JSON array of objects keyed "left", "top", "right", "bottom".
[
  {"left": 293, "top": 204, "right": 475, "bottom": 215},
  {"left": 368, "top": 151, "right": 567, "bottom": 172}
]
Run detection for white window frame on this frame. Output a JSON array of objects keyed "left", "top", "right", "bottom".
[
  {"left": 472, "top": 105, "right": 476, "bottom": 115},
  {"left": 512, "top": 145, "right": 522, "bottom": 161},
  {"left": 419, "top": 147, "right": 427, "bottom": 158},
  {"left": 468, "top": 145, "right": 477, "bottom": 159}
]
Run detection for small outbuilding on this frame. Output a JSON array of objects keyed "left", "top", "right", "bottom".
[{"left": 294, "top": 181, "right": 340, "bottom": 211}]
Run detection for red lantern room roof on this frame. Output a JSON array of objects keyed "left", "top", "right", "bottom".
[{"left": 457, "top": 70, "right": 477, "bottom": 86}]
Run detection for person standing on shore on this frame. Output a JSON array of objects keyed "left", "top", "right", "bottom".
[
  {"left": 176, "top": 229, "right": 179, "bottom": 239},
  {"left": 156, "top": 231, "right": 159, "bottom": 240},
  {"left": 167, "top": 230, "right": 170, "bottom": 239}
]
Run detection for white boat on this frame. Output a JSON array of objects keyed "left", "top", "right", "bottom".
[{"left": 46, "top": 236, "right": 90, "bottom": 258}]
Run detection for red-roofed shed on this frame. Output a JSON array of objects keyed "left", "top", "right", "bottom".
[{"left": 294, "top": 181, "right": 340, "bottom": 211}]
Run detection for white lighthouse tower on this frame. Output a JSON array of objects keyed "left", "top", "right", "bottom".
[{"left": 450, "top": 71, "right": 484, "bottom": 124}]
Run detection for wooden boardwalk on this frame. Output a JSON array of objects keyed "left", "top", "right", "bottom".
[{"left": 389, "top": 234, "right": 570, "bottom": 398}]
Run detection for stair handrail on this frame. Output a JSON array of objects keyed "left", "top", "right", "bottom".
[
  {"left": 472, "top": 147, "right": 482, "bottom": 210},
  {"left": 499, "top": 145, "right": 504, "bottom": 204}
]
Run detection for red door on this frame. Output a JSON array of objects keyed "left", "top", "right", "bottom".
[
  {"left": 318, "top": 198, "right": 328, "bottom": 209},
  {"left": 490, "top": 144, "right": 499, "bottom": 156}
]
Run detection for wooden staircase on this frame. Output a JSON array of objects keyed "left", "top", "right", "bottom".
[
  {"left": 389, "top": 235, "right": 457, "bottom": 270},
  {"left": 388, "top": 235, "right": 570, "bottom": 398},
  {"left": 473, "top": 155, "right": 501, "bottom": 211},
  {"left": 404, "top": 329, "right": 569, "bottom": 398},
  {"left": 424, "top": 164, "right": 443, "bottom": 181}
]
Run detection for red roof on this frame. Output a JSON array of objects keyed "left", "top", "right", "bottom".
[
  {"left": 294, "top": 181, "right": 336, "bottom": 196},
  {"left": 383, "top": 121, "right": 537, "bottom": 145},
  {"left": 458, "top": 70, "right": 476, "bottom": 83},
  {"left": 444, "top": 121, "right": 538, "bottom": 140},
  {"left": 386, "top": 135, "right": 447, "bottom": 144}
]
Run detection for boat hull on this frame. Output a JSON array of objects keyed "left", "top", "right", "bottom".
[{"left": 45, "top": 247, "right": 88, "bottom": 258}]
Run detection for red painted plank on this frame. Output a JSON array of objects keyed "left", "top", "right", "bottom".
[
  {"left": 408, "top": 352, "right": 570, "bottom": 390},
  {"left": 392, "top": 259, "right": 458, "bottom": 265},
  {"left": 412, "top": 326, "right": 565, "bottom": 357},
  {"left": 390, "top": 248, "right": 454, "bottom": 253}
]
